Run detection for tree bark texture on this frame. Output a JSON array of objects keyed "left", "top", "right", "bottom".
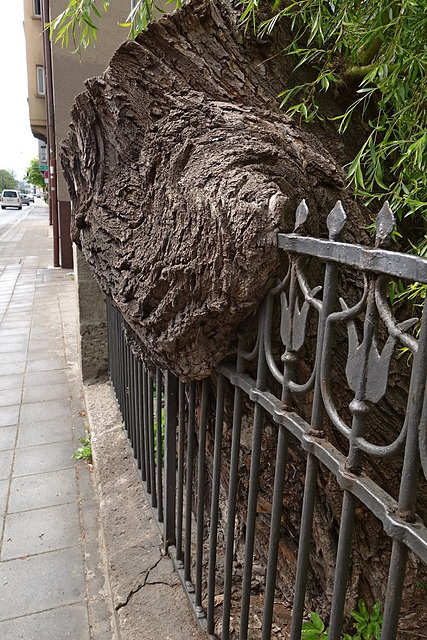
[
  {"left": 60, "top": 1, "right": 426, "bottom": 636},
  {"left": 60, "top": 0, "right": 368, "bottom": 380}
]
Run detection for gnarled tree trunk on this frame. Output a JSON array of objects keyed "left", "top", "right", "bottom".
[
  {"left": 60, "top": 0, "right": 426, "bottom": 637},
  {"left": 60, "top": 0, "right": 368, "bottom": 380}
]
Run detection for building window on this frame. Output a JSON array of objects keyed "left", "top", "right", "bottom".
[
  {"left": 33, "top": 0, "right": 41, "bottom": 17},
  {"left": 36, "top": 66, "right": 45, "bottom": 96}
]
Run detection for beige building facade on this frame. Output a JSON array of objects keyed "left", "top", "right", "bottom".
[
  {"left": 24, "top": 0, "right": 127, "bottom": 268},
  {"left": 23, "top": 0, "right": 46, "bottom": 142}
]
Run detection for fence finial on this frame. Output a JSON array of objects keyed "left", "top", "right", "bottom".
[
  {"left": 294, "top": 199, "right": 309, "bottom": 232},
  {"left": 375, "top": 201, "right": 395, "bottom": 248},
  {"left": 327, "top": 201, "right": 347, "bottom": 240}
]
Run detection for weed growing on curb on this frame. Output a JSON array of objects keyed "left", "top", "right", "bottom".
[{"left": 72, "top": 431, "right": 92, "bottom": 463}]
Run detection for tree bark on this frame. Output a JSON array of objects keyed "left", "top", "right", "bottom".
[
  {"left": 60, "top": 0, "right": 368, "bottom": 380},
  {"left": 60, "top": 0, "right": 426, "bottom": 636}
]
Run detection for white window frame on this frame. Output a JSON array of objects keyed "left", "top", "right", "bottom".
[
  {"left": 33, "top": 0, "right": 41, "bottom": 17},
  {"left": 36, "top": 66, "right": 45, "bottom": 96}
]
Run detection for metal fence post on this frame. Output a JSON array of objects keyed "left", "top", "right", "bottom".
[{"left": 164, "top": 370, "right": 178, "bottom": 552}]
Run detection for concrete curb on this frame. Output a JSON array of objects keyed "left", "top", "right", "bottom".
[{"left": 83, "top": 381, "right": 204, "bottom": 640}]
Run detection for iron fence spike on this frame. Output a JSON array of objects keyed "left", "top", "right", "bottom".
[
  {"left": 375, "top": 201, "right": 395, "bottom": 248},
  {"left": 327, "top": 200, "right": 347, "bottom": 240}
]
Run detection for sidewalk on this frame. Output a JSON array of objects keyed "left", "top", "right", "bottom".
[
  {"left": 0, "top": 203, "right": 205, "bottom": 640},
  {"left": 0, "top": 203, "right": 115, "bottom": 639}
]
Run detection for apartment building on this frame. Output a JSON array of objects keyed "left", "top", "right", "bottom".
[{"left": 23, "top": 0, "right": 126, "bottom": 268}]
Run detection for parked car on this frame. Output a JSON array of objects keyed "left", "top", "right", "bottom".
[
  {"left": 19, "top": 194, "right": 30, "bottom": 205},
  {"left": 1, "top": 189, "right": 21, "bottom": 210}
]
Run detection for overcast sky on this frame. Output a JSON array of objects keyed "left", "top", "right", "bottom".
[{"left": 0, "top": 2, "right": 39, "bottom": 180}]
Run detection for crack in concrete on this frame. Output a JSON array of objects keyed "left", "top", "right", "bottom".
[{"left": 115, "top": 553, "right": 163, "bottom": 611}]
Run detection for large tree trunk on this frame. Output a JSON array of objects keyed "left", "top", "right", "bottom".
[
  {"left": 60, "top": 0, "right": 368, "bottom": 380},
  {"left": 60, "top": 0, "right": 426, "bottom": 637}
]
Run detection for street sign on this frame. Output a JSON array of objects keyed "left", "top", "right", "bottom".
[
  {"left": 44, "top": 170, "right": 49, "bottom": 179},
  {"left": 39, "top": 165, "right": 48, "bottom": 171}
]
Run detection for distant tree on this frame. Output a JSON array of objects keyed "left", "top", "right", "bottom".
[
  {"left": 25, "top": 158, "right": 46, "bottom": 190},
  {"left": 0, "top": 169, "right": 17, "bottom": 190}
]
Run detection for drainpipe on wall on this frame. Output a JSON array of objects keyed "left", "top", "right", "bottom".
[{"left": 41, "top": 0, "right": 60, "bottom": 268}]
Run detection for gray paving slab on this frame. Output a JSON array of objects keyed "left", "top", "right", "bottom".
[
  {"left": 76, "top": 465, "right": 95, "bottom": 501},
  {"left": 0, "top": 352, "right": 27, "bottom": 364},
  {"left": 0, "top": 405, "right": 20, "bottom": 428},
  {"left": 0, "top": 480, "right": 8, "bottom": 514},
  {"left": 27, "top": 348, "right": 64, "bottom": 362},
  {"left": 0, "top": 388, "right": 22, "bottom": 407},
  {"left": 22, "top": 383, "right": 69, "bottom": 404},
  {"left": 0, "top": 450, "right": 14, "bottom": 480},
  {"left": 0, "top": 602, "right": 90, "bottom": 640},
  {"left": 1, "top": 502, "right": 81, "bottom": 560},
  {"left": 19, "top": 398, "right": 71, "bottom": 424},
  {"left": 25, "top": 369, "right": 68, "bottom": 387},
  {"left": 0, "top": 341, "right": 28, "bottom": 352},
  {"left": 8, "top": 468, "right": 77, "bottom": 513},
  {"left": 13, "top": 440, "right": 75, "bottom": 477},
  {"left": 0, "top": 547, "right": 86, "bottom": 621},
  {"left": 0, "top": 374, "right": 24, "bottom": 391},
  {"left": 0, "top": 362, "right": 26, "bottom": 376},
  {"left": 0, "top": 426, "right": 16, "bottom": 451},
  {"left": 17, "top": 418, "right": 72, "bottom": 448},
  {"left": 26, "top": 358, "right": 66, "bottom": 373}
]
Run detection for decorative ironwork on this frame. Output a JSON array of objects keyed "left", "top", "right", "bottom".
[{"left": 106, "top": 199, "right": 427, "bottom": 640}]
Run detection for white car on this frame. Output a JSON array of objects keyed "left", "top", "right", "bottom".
[{"left": 1, "top": 189, "right": 21, "bottom": 210}]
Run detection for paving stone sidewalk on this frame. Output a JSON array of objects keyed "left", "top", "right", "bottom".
[{"left": 0, "top": 203, "right": 116, "bottom": 639}]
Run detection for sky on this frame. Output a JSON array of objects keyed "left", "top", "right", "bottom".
[{"left": 0, "top": 2, "right": 39, "bottom": 181}]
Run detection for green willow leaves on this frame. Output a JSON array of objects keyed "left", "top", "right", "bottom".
[
  {"left": 48, "top": 0, "right": 183, "bottom": 53},
  {"left": 241, "top": 0, "right": 427, "bottom": 256}
]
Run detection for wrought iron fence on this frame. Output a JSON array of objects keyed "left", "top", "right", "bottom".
[{"left": 106, "top": 200, "right": 427, "bottom": 640}]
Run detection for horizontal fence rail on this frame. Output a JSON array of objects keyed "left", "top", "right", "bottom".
[{"left": 106, "top": 200, "right": 427, "bottom": 640}]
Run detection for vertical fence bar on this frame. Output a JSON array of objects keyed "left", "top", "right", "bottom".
[
  {"left": 164, "top": 370, "right": 178, "bottom": 552},
  {"left": 130, "top": 354, "right": 137, "bottom": 452},
  {"left": 380, "top": 302, "right": 427, "bottom": 640},
  {"left": 176, "top": 379, "right": 186, "bottom": 563},
  {"left": 262, "top": 426, "right": 289, "bottom": 640},
  {"left": 222, "top": 346, "right": 246, "bottom": 640},
  {"left": 240, "top": 307, "right": 268, "bottom": 640},
  {"left": 207, "top": 373, "right": 225, "bottom": 635},
  {"left": 328, "top": 492, "right": 357, "bottom": 640},
  {"left": 195, "top": 379, "right": 209, "bottom": 617},
  {"left": 290, "top": 255, "right": 340, "bottom": 640},
  {"left": 156, "top": 368, "right": 164, "bottom": 523},
  {"left": 329, "top": 282, "right": 378, "bottom": 640},
  {"left": 143, "top": 366, "right": 151, "bottom": 494},
  {"left": 134, "top": 359, "right": 142, "bottom": 471},
  {"left": 118, "top": 318, "right": 124, "bottom": 414},
  {"left": 138, "top": 360, "right": 147, "bottom": 481},
  {"left": 123, "top": 338, "right": 130, "bottom": 434},
  {"left": 148, "top": 373, "right": 157, "bottom": 508},
  {"left": 184, "top": 381, "right": 196, "bottom": 590},
  {"left": 117, "top": 322, "right": 123, "bottom": 414}
]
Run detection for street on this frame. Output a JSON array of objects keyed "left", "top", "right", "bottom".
[{"left": 0, "top": 202, "right": 37, "bottom": 242}]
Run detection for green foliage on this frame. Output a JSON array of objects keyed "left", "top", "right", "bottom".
[
  {"left": 25, "top": 158, "right": 46, "bottom": 189},
  {"left": 153, "top": 402, "right": 165, "bottom": 463},
  {"left": 72, "top": 431, "right": 92, "bottom": 462},
  {"left": 241, "top": 0, "right": 427, "bottom": 254},
  {"left": 0, "top": 169, "right": 17, "bottom": 190},
  {"left": 301, "top": 611, "right": 328, "bottom": 640},
  {"left": 48, "top": 0, "right": 184, "bottom": 54},
  {"left": 301, "top": 601, "right": 382, "bottom": 640},
  {"left": 48, "top": 0, "right": 109, "bottom": 53}
]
